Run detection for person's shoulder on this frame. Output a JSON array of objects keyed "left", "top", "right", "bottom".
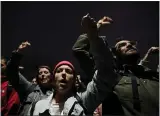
[
  {"left": 36, "top": 99, "right": 46, "bottom": 106},
  {"left": 35, "top": 98, "right": 50, "bottom": 108},
  {"left": 37, "top": 93, "right": 53, "bottom": 105}
]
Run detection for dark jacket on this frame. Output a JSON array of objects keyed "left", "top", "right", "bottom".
[
  {"left": 114, "top": 64, "right": 159, "bottom": 116},
  {"left": 6, "top": 51, "right": 52, "bottom": 116},
  {"left": 72, "top": 34, "right": 95, "bottom": 84},
  {"left": 72, "top": 34, "right": 159, "bottom": 116}
]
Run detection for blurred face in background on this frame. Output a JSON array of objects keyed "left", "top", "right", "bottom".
[
  {"left": 32, "top": 78, "right": 37, "bottom": 84},
  {"left": 37, "top": 67, "right": 51, "bottom": 87},
  {"left": 75, "top": 75, "right": 81, "bottom": 90}
]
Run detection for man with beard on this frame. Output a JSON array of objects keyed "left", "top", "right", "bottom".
[
  {"left": 73, "top": 14, "right": 158, "bottom": 116},
  {"left": 110, "top": 39, "right": 159, "bottom": 116},
  {"left": 6, "top": 41, "right": 53, "bottom": 116}
]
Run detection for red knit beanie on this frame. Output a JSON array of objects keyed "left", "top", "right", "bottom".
[{"left": 53, "top": 61, "right": 75, "bottom": 76}]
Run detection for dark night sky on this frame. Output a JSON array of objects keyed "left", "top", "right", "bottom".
[{"left": 1, "top": 1, "right": 159, "bottom": 81}]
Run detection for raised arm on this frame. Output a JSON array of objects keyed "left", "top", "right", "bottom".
[
  {"left": 79, "top": 14, "right": 118, "bottom": 113},
  {"left": 139, "top": 47, "right": 159, "bottom": 67},
  {"left": 72, "top": 34, "right": 95, "bottom": 83},
  {"left": 72, "top": 16, "right": 113, "bottom": 84},
  {"left": 6, "top": 41, "right": 33, "bottom": 101}
]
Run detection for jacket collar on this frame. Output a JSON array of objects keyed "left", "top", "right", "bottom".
[{"left": 41, "top": 93, "right": 78, "bottom": 115}]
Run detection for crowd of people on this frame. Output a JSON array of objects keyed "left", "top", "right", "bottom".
[{"left": 1, "top": 14, "right": 159, "bottom": 116}]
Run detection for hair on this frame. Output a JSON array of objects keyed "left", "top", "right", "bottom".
[{"left": 110, "top": 36, "right": 125, "bottom": 59}]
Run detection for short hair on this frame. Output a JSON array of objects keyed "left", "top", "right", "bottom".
[
  {"left": 115, "top": 36, "right": 124, "bottom": 44},
  {"left": 38, "top": 65, "right": 52, "bottom": 73},
  {"left": 114, "top": 36, "right": 137, "bottom": 48}
]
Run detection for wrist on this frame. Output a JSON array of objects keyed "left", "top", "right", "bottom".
[{"left": 97, "top": 23, "right": 102, "bottom": 29}]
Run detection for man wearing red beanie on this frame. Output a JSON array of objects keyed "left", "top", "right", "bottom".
[{"left": 32, "top": 14, "right": 118, "bottom": 116}]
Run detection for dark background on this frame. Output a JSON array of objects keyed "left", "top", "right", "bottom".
[{"left": 2, "top": 1, "right": 159, "bottom": 81}]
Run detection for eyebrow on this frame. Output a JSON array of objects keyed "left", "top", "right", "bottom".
[{"left": 117, "top": 42, "right": 126, "bottom": 47}]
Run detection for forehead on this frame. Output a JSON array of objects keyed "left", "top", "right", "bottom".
[
  {"left": 39, "top": 67, "right": 50, "bottom": 72},
  {"left": 115, "top": 40, "right": 131, "bottom": 48},
  {"left": 57, "top": 65, "right": 72, "bottom": 70}
]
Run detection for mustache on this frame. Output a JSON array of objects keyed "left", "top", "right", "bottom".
[{"left": 126, "top": 47, "right": 137, "bottom": 52}]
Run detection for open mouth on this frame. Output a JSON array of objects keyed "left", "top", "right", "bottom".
[
  {"left": 59, "top": 80, "right": 67, "bottom": 85},
  {"left": 42, "top": 80, "right": 48, "bottom": 83},
  {"left": 41, "top": 78, "right": 48, "bottom": 82}
]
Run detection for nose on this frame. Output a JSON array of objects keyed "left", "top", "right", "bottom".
[
  {"left": 42, "top": 74, "right": 45, "bottom": 78},
  {"left": 41, "top": 72, "right": 45, "bottom": 78},
  {"left": 61, "top": 70, "right": 66, "bottom": 79}
]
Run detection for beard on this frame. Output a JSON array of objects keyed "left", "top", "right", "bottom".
[
  {"left": 118, "top": 51, "right": 140, "bottom": 65},
  {"left": 125, "top": 52, "right": 140, "bottom": 61}
]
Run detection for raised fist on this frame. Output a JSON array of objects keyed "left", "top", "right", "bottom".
[
  {"left": 16, "top": 41, "right": 31, "bottom": 53},
  {"left": 81, "top": 13, "right": 97, "bottom": 33},
  {"left": 148, "top": 47, "right": 159, "bottom": 54}
]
